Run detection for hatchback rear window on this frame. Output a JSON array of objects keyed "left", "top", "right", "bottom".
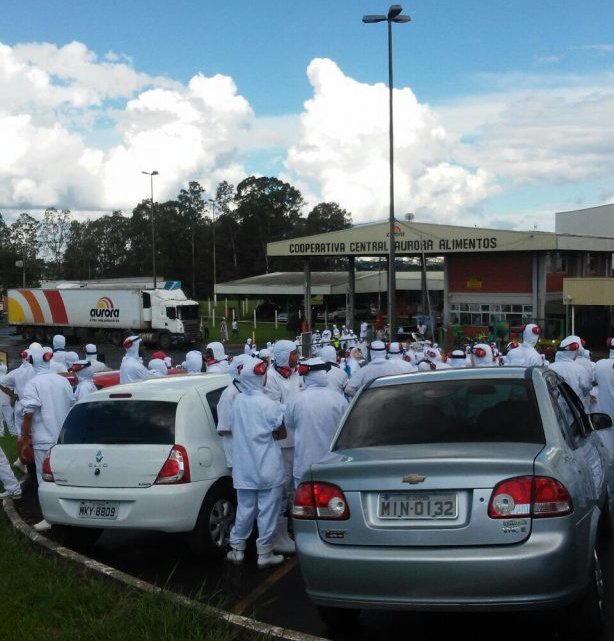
[
  {"left": 59, "top": 401, "right": 177, "bottom": 445},
  {"left": 335, "top": 379, "right": 544, "bottom": 449}
]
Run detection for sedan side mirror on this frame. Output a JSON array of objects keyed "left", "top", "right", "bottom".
[{"left": 589, "top": 412, "right": 613, "bottom": 430}]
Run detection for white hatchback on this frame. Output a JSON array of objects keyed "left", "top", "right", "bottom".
[{"left": 38, "top": 373, "right": 235, "bottom": 557}]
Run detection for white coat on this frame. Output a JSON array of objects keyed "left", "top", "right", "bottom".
[
  {"left": 549, "top": 351, "right": 583, "bottom": 399},
  {"left": 119, "top": 339, "right": 153, "bottom": 384},
  {"left": 344, "top": 344, "right": 408, "bottom": 397},
  {"left": 593, "top": 357, "right": 614, "bottom": 422},
  {"left": 284, "top": 369, "right": 348, "bottom": 485},
  {"left": 1, "top": 360, "right": 35, "bottom": 429},
  {"left": 206, "top": 341, "right": 230, "bottom": 374}
]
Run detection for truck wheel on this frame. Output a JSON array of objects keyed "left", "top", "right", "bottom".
[
  {"left": 158, "top": 332, "right": 172, "bottom": 350},
  {"left": 188, "top": 481, "right": 236, "bottom": 559}
]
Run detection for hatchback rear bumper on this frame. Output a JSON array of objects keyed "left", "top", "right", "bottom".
[{"left": 38, "top": 481, "right": 209, "bottom": 532}]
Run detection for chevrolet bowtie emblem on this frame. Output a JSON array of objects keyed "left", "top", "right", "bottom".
[{"left": 402, "top": 474, "right": 426, "bottom": 484}]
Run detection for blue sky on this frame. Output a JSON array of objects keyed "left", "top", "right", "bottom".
[{"left": 1, "top": 0, "right": 614, "bottom": 231}]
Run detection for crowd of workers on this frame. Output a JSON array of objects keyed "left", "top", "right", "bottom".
[{"left": 2, "top": 321, "right": 614, "bottom": 566}]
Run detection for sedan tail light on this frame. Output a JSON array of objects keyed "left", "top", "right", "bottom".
[
  {"left": 41, "top": 448, "right": 54, "bottom": 482},
  {"left": 154, "top": 445, "right": 191, "bottom": 484},
  {"left": 488, "top": 475, "right": 573, "bottom": 518},
  {"left": 292, "top": 482, "right": 349, "bottom": 520}
]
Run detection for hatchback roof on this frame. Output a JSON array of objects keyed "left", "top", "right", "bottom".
[{"left": 78, "top": 372, "right": 231, "bottom": 404}]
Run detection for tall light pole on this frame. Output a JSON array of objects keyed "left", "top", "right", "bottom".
[
  {"left": 142, "top": 170, "right": 159, "bottom": 289},
  {"left": 208, "top": 199, "right": 217, "bottom": 305},
  {"left": 363, "top": 4, "right": 410, "bottom": 335}
]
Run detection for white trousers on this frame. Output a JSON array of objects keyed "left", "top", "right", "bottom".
[
  {"left": 0, "top": 446, "right": 21, "bottom": 495},
  {"left": 230, "top": 485, "right": 283, "bottom": 548},
  {"left": 34, "top": 446, "right": 53, "bottom": 487},
  {"left": 0, "top": 403, "right": 16, "bottom": 436}
]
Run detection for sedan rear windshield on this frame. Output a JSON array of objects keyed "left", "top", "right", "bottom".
[
  {"left": 59, "top": 401, "right": 177, "bottom": 445},
  {"left": 335, "top": 379, "right": 544, "bottom": 450}
]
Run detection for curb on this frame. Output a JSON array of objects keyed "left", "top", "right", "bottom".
[{"left": 1, "top": 498, "right": 330, "bottom": 641}]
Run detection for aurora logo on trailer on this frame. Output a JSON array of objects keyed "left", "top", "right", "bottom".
[{"left": 90, "top": 297, "right": 120, "bottom": 318}]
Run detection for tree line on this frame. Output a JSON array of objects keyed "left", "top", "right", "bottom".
[{"left": 0, "top": 177, "right": 352, "bottom": 299}]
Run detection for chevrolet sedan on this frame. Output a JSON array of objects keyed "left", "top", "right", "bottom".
[{"left": 292, "top": 366, "right": 614, "bottom": 638}]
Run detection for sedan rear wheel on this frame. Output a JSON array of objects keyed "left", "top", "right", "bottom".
[
  {"left": 317, "top": 605, "right": 360, "bottom": 630},
  {"left": 189, "top": 481, "right": 236, "bottom": 559},
  {"left": 564, "top": 549, "right": 604, "bottom": 639}
]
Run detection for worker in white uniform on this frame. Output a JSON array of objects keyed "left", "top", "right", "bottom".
[
  {"left": 0, "top": 363, "right": 16, "bottom": 437},
  {"left": 119, "top": 336, "right": 153, "bottom": 384},
  {"left": 184, "top": 350, "right": 203, "bottom": 374},
  {"left": 20, "top": 346, "right": 75, "bottom": 531},
  {"left": 205, "top": 341, "right": 231, "bottom": 374},
  {"left": 388, "top": 342, "right": 417, "bottom": 373},
  {"left": 84, "top": 343, "right": 112, "bottom": 373},
  {"left": 471, "top": 343, "right": 497, "bottom": 367},
  {"left": 591, "top": 338, "right": 614, "bottom": 421},
  {"left": 244, "top": 338, "right": 254, "bottom": 355},
  {"left": 227, "top": 357, "right": 287, "bottom": 569},
  {"left": 0, "top": 445, "right": 22, "bottom": 500},
  {"left": 567, "top": 335, "right": 594, "bottom": 411},
  {"left": 285, "top": 358, "right": 349, "bottom": 488},
  {"left": 217, "top": 354, "right": 254, "bottom": 469},
  {"left": 548, "top": 336, "right": 584, "bottom": 400},
  {"left": 0, "top": 348, "right": 36, "bottom": 446},
  {"left": 344, "top": 340, "right": 408, "bottom": 397},
  {"left": 72, "top": 360, "right": 98, "bottom": 401},
  {"left": 50, "top": 334, "right": 68, "bottom": 373},
  {"left": 320, "top": 345, "right": 348, "bottom": 395},
  {"left": 263, "top": 339, "right": 302, "bottom": 555},
  {"left": 148, "top": 358, "right": 168, "bottom": 377},
  {"left": 424, "top": 346, "right": 452, "bottom": 370},
  {"left": 511, "top": 323, "right": 545, "bottom": 367},
  {"left": 448, "top": 349, "right": 471, "bottom": 369}
]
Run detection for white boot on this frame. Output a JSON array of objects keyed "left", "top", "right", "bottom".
[
  {"left": 257, "top": 542, "right": 285, "bottom": 569},
  {"left": 272, "top": 516, "right": 296, "bottom": 555},
  {"left": 226, "top": 541, "right": 246, "bottom": 564},
  {"left": 13, "top": 458, "right": 28, "bottom": 475}
]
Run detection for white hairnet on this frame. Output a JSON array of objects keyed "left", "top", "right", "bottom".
[
  {"left": 369, "top": 340, "right": 387, "bottom": 361},
  {"left": 238, "top": 358, "right": 268, "bottom": 392},
  {"left": 53, "top": 334, "right": 66, "bottom": 350},
  {"left": 148, "top": 358, "right": 168, "bottom": 376},
  {"left": 273, "top": 340, "right": 297, "bottom": 367},
  {"left": 185, "top": 350, "right": 203, "bottom": 373},
  {"left": 206, "top": 341, "right": 227, "bottom": 361},
  {"left": 320, "top": 345, "right": 338, "bottom": 364}
]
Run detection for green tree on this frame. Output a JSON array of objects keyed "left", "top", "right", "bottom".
[
  {"left": 303, "top": 202, "right": 353, "bottom": 271},
  {"left": 233, "top": 176, "right": 304, "bottom": 276},
  {"left": 177, "top": 181, "right": 206, "bottom": 297},
  {"left": 10, "top": 213, "right": 41, "bottom": 286},
  {"left": 39, "top": 207, "right": 72, "bottom": 279}
]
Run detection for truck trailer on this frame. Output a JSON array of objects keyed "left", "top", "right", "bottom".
[{"left": 7, "top": 280, "right": 201, "bottom": 349}]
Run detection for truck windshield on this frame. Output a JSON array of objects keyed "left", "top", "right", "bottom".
[{"left": 178, "top": 305, "right": 200, "bottom": 321}]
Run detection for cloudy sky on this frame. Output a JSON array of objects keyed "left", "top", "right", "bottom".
[{"left": 1, "top": 0, "right": 613, "bottom": 231}]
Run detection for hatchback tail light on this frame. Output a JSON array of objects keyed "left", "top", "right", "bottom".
[
  {"left": 154, "top": 445, "right": 190, "bottom": 484},
  {"left": 488, "top": 475, "right": 573, "bottom": 518},
  {"left": 41, "top": 449, "right": 55, "bottom": 483},
  {"left": 292, "top": 481, "right": 349, "bottom": 520}
]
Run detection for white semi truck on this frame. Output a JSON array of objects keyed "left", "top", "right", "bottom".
[{"left": 7, "top": 279, "right": 201, "bottom": 349}]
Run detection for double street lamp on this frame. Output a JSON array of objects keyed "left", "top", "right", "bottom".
[
  {"left": 142, "top": 170, "right": 159, "bottom": 289},
  {"left": 363, "top": 4, "right": 410, "bottom": 335}
]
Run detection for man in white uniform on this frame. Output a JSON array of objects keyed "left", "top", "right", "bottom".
[
  {"left": 244, "top": 338, "right": 254, "bottom": 355},
  {"left": 388, "top": 342, "right": 416, "bottom": 373},
  {"left": 264, "top": 339, "right": 302, "bottom": 554},
  {"left": 344, "top": 340, "right": 408, "bottom": 397},
  {"left": 471, "top": 343, "right": 497, "bottom": 367},
  {"left": 205, "top": 341, "right": 231, "bottom": 374},
  {"left": 0, "top": 363, "right": 16, "bottom": 437},
  {"left": 119, "top": 336, "right": 153, "bottom": 384},
  {"left": 0, "top": 445, "right": 22, "bottom": 500},
  {"left": 72, "top": 360, "right": 98, "bottom": 401},
  {"left": 285, "top": 358, "right": 349, "bottom": 488},
  {"left": 227, "top": 358, "right": 287, "bottom": 569},
  {"left": 549, "top": 337, "right": 584, "bottom": 399},
  {"left": 592, "top": 338, "right": 614, "bottom": 421},
  {"left": 20, "top": 346, "right": 75, "bottom": 531},
  {"left": 183, "top": 350, "right": 203, "bottom": 374},
  {"left": 84, "top": 343, "right": 111, "bottom": 373},
  {"left": 320, "top": 345, "right": 348, "bottom": 395},
  {"left": 511, "top": 323, "right": 545, "bottom": 367},
  {"left": 216, "top": 354, "right": 254, "bottom": 469},
  {"left": 50, "top": 334, "right": 68, "bottom": 373}
]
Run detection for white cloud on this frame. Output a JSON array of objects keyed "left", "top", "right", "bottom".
[{"left": 284, "top": 58, "right": 497, "bottom": 224}]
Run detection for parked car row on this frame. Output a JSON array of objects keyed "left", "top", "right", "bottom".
[{"left": 36, "top": 363, "right": 614, "bottom": 637}]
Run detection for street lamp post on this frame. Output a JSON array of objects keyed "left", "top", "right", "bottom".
[
  {"left": 363, "top": 4, "right": 410, "bottom": 336},
  {"left": 208, "top": 199, "right": 217, "bottom": 306},
  {"left": 142, "top": 170, "right": 159, "bottom": 289}
]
